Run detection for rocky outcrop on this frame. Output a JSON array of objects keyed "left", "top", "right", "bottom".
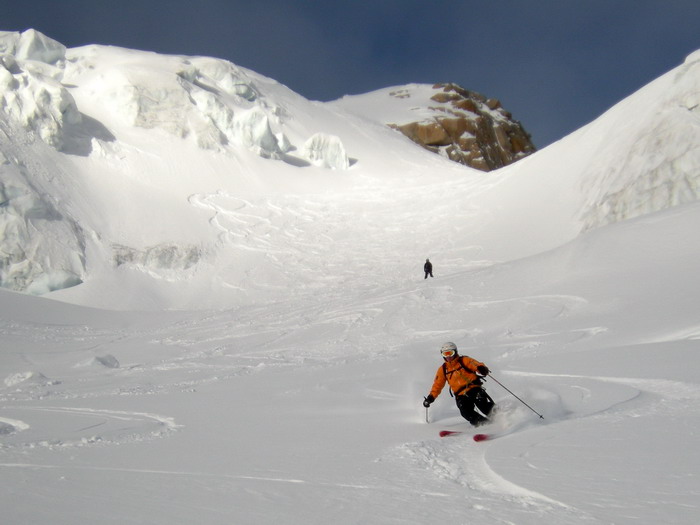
[{"left": 390, "top": 83, "right": 536, "bottom": 171}]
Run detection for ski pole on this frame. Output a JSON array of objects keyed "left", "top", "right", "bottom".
[
  {"left": 488, "top": 374, "right": 544, "bottom": 419},
  {"left": 424, "top": 399, "right": 430, "bottom": 423}
]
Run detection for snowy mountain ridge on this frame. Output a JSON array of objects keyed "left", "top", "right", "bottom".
[{"left": 1, "top": 28, "right": 700, "bottom": 308}]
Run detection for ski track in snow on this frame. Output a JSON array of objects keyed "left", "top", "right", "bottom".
[
  {"left": 0, "top": 406, "right": 179, "bottom": 449},
  {"left": 0, "top": 461, "right": 457, "bottom": 498},
  {"left": 2, "top": 280, "right": 700, "bottom": 522},
  {"left": 2, "top": 252, "right": 700, "bottom": 523}
]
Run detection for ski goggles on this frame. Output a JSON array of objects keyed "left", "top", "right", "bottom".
[{"left": 441, "top": 349, "right": 456, "bottom": 358}]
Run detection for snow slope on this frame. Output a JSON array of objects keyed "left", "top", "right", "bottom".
[
  {"left": 2, "top": 30, "right": 700, "bottom": 308},
  {"left": 2, "top": 200, "right": 699, "bottom": 524},
  {"left": 2, "top": 30, "right": 700, "bottom": 524}
]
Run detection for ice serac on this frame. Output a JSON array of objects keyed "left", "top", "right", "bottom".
[
  {"left": 0, "top": 28, "right": 66, "bottom": 64},
  {"left": 232, "top": 106, "right": 285, "bottom": 158},
  {"left": 0, "top": 30, "right": 81, "bottom": 151},
  {"left": 302, "top": 132, "right": 350, "bottom": 169},
  {"left": 0, "top": 165, "right": 84, "bottom": 294},
  {"left": 0, "top": 30, "right": 86, "bottom": 295}
]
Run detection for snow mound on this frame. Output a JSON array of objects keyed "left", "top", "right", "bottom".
[
  {"left": 95, "top": 355, "right": 120, "bottom": 368},
  {"left": 75, "top": 354, "right": 120, "bottom": 369},
  {"left": 4, "top": 370, "right": 60, "bottom": 388}
]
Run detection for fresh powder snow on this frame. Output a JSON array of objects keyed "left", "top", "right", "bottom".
[{"left": 1, "top": 29, "right": 700, "bottom": 524}]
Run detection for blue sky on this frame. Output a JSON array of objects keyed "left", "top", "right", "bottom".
[{"left": 3, "top": 0, "right": 700, "bottom": 147}]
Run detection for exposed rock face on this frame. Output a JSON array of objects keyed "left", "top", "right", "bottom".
[{"left": 390, "top": 83, "right": 536, "bottom": 171}]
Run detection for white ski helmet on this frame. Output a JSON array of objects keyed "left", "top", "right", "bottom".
[{"left": 440, "top": 342, "right": 458, "bottom": 355}]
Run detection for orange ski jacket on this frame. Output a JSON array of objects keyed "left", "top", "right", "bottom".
[{"left": 429, "top": 355, "right": 486, "bottom": 399}]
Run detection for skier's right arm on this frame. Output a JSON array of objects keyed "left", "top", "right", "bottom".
[{"left": 424, "top": 366, "right": 446, "bottom": 406}]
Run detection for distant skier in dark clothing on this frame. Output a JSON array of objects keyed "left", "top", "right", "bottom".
[
  {"left": 423, "top": 342, "right": 495, "bottom": 426},
  {"left": 424, "top": 258, "right": 433, "bottom": 279}
]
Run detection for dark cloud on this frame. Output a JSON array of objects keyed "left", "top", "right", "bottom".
[{"left": 2, "top": 0, "right": 700, "bottom": 146}]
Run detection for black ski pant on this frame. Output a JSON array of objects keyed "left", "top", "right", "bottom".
[{"left": 455, "top": 387, "right": 495, "bottom": 426}]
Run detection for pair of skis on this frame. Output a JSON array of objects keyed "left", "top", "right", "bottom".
[{"left": 439, "top": 429, "right": 492, "bottom": 442}]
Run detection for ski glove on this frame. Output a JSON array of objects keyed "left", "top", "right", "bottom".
[
  {"left": 423, "top": 395, "right": 435, "bottom": 407},
  {"left": 476, "top": 365, "right": 489, "bottom": 377}
]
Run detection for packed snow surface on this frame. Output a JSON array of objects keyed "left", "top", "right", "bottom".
[{"left": 2, "top": 30, "right": 700, "bottom": 524}]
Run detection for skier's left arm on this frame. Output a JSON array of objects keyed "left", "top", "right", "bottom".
[
  {"left": 475, "top": 364, "right": 489, "bottom": 377},
  {"left": 465, "top": 356, "right": 489, "bottom": 377}
]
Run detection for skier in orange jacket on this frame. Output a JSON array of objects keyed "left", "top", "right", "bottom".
[{"left": 423, "top": 342, "right": 495, "bottom": 426}]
